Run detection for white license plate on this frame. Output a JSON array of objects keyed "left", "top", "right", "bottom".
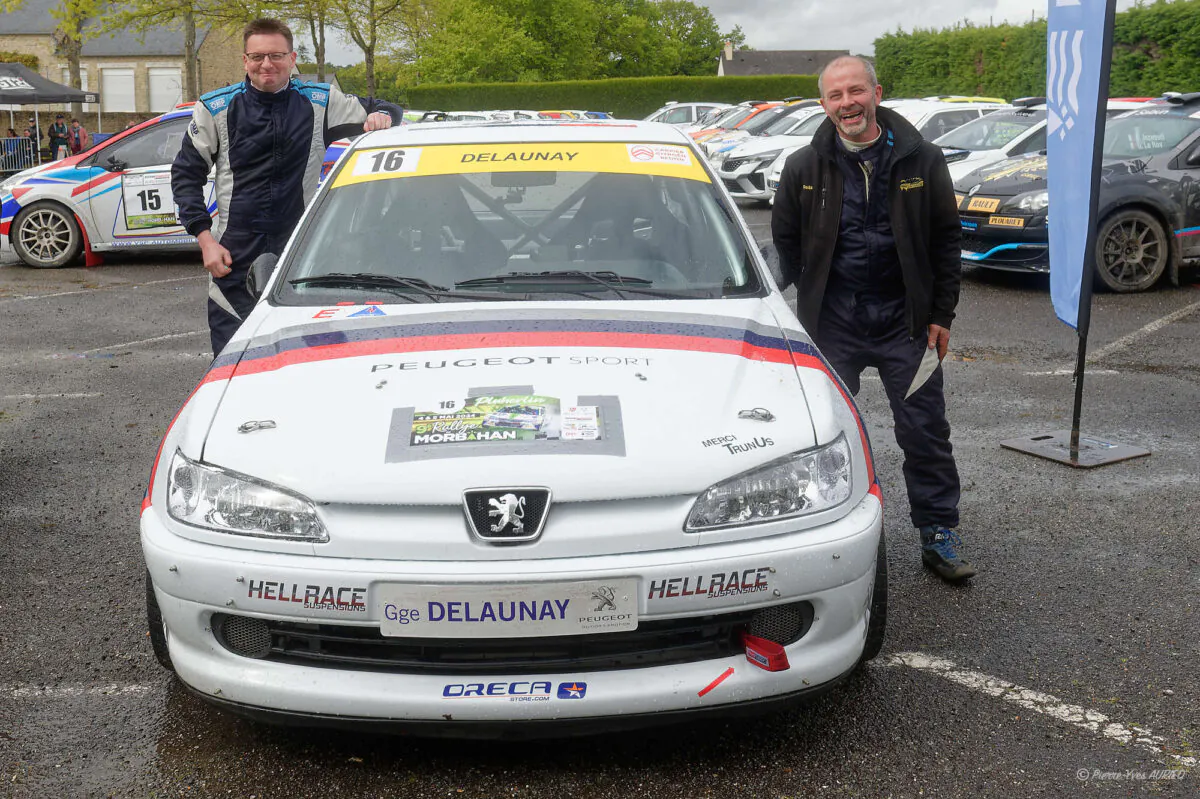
[{"left": 377, "top": 578, "right": 639, "bottom": 638}]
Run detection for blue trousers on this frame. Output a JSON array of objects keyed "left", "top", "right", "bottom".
[
  {"left": 207, "top": 229, "right": 286, "bottom": 356},
  {"left": 815, "top": 290, "right": 961, "bottom": 529}
]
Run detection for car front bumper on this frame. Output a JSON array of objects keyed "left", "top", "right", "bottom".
[
  {"left": 141, "top": 494, "right": 882, "bottom": 728},
  {"left": 718, "top": 161, "right": 774, "bottom": 201},
  {"left": 960, "top": 214, "right": 1049, "bottom": 273}
]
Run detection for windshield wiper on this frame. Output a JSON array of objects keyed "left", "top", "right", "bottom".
[
  {"left": 455, "top": 270, "right": 695, "bottom": 299},
  {"left": 290, "top": 272, "right": 454, "bottom": 303}
]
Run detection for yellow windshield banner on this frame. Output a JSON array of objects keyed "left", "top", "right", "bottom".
[{"left": 331, "top": 142, "right": 710, "bottom": 188}]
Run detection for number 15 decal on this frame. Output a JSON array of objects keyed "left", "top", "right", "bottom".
[
  {"left": 121, "top": 173, "right": 179, "bottom": 231},
  {"left": 351, "top": 147, "right": 422, "bottom": 177}
]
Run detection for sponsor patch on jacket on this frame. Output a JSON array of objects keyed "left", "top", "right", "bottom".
[{"left": 899, "top": 177, "right": 925, "bottom": 191}]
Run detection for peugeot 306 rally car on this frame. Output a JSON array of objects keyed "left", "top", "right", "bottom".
[
  {"left": 0, "top": 103, "right": 352, "bottom": 269},
  {"left": 953, "top": 94, "right": 1200, "bottom": 292},
  {"left": 140, "top": 119, "right": 886, "bottom": 735}
]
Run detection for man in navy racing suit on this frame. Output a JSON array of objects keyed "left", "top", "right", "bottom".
[{"left": 171, "top": 17, "right": 403, "bottom": 356}]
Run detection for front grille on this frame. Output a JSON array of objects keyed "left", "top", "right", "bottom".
[
  {"left": 722, "top": 178, "right": 743, "bottom": 193},
  {"left": 211, "top": 602, "right": 814, "bottom": 675},
  {"left": 723, "top": 157, "right": 750, "bottom": 172}
]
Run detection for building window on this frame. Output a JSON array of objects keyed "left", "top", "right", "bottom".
[
  {"left": 60, "top": 67, "right": 94, "bottom": 112},
  {"left": 101, "top": 68, "right": 136, "bottom": 113},
  {"left": 148, "top": 68, "right": 183, "bottom": 112}
]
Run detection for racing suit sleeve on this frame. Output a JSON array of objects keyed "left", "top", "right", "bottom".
[
  {"left": 171, "top": 103, "right": 219, "bottom": 238},
  {"left": 926, "top": 153, "right": 962, "bottom": 329},
  {"left": 771, "top": 153, "right": 805, "bottom": 289},
  {"left": 323, "top": 86, "right": 404, "bottom": 147}
]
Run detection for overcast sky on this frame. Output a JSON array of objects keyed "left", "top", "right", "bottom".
[{"left": 300, "top": 0, "right": 1143, "bottom": 68}]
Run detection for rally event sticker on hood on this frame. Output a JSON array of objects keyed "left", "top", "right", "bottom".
[{"left": 409, "top": 394, "right": 601, "bottom": 446}]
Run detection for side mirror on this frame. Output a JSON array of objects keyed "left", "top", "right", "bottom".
[
  {"left": 105, "top": 155, "right": 127, "bottom": 172},
  {"left": 246, "top": 252, "right": 279, "bottom": 299},
  {"left": 1187, "top": 143, "right": 1200, "bottom": 167},
  {"left": 758, "top": 242, "right": 786, "bottom": 290}
]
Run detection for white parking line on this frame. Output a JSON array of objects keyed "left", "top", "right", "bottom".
[
  {"left": 890, "top": 652, "right": 1196, "bottom": 768},
  {"left": 1023, "top": 368, "right": 1120, "bottom": 376},
  {"left": 7, "top": 683, "right": 154, "bottom": 699},
  {"left": 0, "top": 275, "right": 205, "bottom": 304},
  {"left": 1086, "top": 298, "right": 1200, "bottom": 363},
  {"left": 79, "top": 329, "right": 208, "bottom": 354},
  {"left": 2, "top": 392, "right": 102, "bottom": 400}
]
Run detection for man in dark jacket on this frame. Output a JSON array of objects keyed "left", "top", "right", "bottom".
[
  {"left": 172, "top": 17, "right": 403, "bottom": 356},
  {"left": 771, "top": 55, "right": 975, "bottom": 582}
]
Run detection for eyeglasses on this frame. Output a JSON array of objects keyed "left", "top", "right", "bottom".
[{"left": 244, "top": 52, "right": 290, "bottom": 64}]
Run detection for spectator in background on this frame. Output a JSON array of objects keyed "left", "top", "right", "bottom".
[
  {"left": 68, "top": 118, "right": 91, "bottom": 154},
  {"left": 23, "top": 127, "right": 38, "bottom": 165},
  {"left": 48, "top": 114, "right": 70, "bottom": 160}
]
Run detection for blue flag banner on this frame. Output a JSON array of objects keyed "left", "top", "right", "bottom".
[{"left": 1046, "top": 0, "right": 1117, "bottom": 329}]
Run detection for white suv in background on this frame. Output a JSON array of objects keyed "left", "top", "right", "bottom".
[
  {"left": 715, "top": 106, "right": 827, "bottom": 203},
  {"left": 644, "top": 101, "right": 732, "bottom": 127}
]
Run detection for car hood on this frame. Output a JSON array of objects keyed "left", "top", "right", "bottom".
[
  {"left": 199, "top": 301, "right": 827, "bottom": 506},
  {"left": 729, "top": 135, "right": 814, "bottom": 158},
  {"left": 955, "top": 153, "right": 1048, "bottom": 197}
]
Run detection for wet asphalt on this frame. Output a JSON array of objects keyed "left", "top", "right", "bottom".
[{"left": 1, "top": 204, "right": 1197, "bottom": 798}]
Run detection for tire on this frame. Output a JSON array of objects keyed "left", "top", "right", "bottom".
[
  {"left": 1093, "top": 209, "right": 1168, "bottom": 293},
  {"left": 145, "top": 571, "right": 174, "bottom": 671},
  {"left": 859, "top": 529, "right": 888, "bottom": 664},
  {"left": 11, "top": 201, "right": 83, "bottom": 268}
]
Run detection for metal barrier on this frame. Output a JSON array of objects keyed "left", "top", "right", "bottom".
[{"left": 1, "top": 137, "right": 39, "bottom": 174}]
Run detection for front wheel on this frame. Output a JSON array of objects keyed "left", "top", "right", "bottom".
[
  {"left": 1094, "top": 209, "right": 1168, "bottom": 293},
  {"left": 859, "top": 529, "right": 888, "bottom": 664},
  {"left": 146, "top": 571, "right": 173, "bottom": 671},
  {"left": 11, "top": 201, "right": 83, "bottom": 268}
]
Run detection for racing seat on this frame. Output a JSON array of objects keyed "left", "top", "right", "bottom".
[{"left": 367, "top": 179, "right": 508, "bottom": 286}]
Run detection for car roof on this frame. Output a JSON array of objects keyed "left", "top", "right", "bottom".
[{"left": 348, "top": 119, "right": 695, "bottom": 149}]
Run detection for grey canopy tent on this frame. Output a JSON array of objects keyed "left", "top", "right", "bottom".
[{"left": 0, "top": 62, "right": 101, "bottom": 158}]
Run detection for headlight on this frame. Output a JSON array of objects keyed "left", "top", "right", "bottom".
[
  {"left": 1016, "top": 190, "right": 1049, "bottom": 212},
  {"left": 166, "top": 449, "right": 328, "bottom": 541},
  {"left": 710, "top": 150, "right": 728, "bottom": 164},
  {"left": 751, "top": 149, "right": 783, "bottom": 165},
  {"left": 685, "top": 434, "right": 852, "bottom": 531},
  {"left": 0, "top": 174, "right": 25, "bottom": 193}
]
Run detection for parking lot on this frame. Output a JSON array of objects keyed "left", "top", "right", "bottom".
[{"left": 1, "top": 202, "right": 1197, "bottom": 797}]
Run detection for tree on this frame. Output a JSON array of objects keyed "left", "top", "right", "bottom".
[
  {"left": 1, "top": 0, "right": 103, "bottom": 115},
  {"left": 650, "top": 0, "right": 726, "bottom": 76},
  {"left": 272, "top": 0, "right": 337, "bottom": 82},
  {"left": 103, "top": 0, "right": 208, "bottom": 102},
  {"left": 491, "top": 0, "right": 601, "bottom": 80},
  {"left": 412, "top": 0, "right": 540, "bottom": 83},
  {"left": 331, "top": 0, "right": 408, "bottom": 96}
]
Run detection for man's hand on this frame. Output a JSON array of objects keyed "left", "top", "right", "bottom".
[
  {"left": 197, "top": 231, "right": 232, "bottom": 278},
  {"left": 363, "top": 112, "right": 392, "bottom": 132},
  {"left": 928, "top": 323, "right": 951, "bottom": 362}
]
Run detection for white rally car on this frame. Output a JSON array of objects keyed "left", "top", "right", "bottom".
[
  {"left": 0, "top": 104, "right": 351, "bottom": 268},
  {"left": 140, "top": 120, "right": 885, "bottom": 734}
]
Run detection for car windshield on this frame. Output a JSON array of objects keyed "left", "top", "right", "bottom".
[
  {"left": 1103, "top": 115, "right": 1200, "bottom": 158},
  {"left": 278, "top": 141, "right": 760, "bottom": 303},
  {"left": 935, "top": 111, "right": 1045, "bottom": 150},
  {"left": 790, "top": 112, "right": 827, "bottom": 136},
  {"left": 713, "top": 107, "right": 755, "bottom": 130},
  {"left": 739, "top": 106, "right": 788, "bottom": 135},
  {"left": 763, "top": 109, "right": 816, "bottom": 136}
]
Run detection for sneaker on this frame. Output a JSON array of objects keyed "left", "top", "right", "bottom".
[{"left": 919, "top": 526, "right": 978, "bottom": 582}]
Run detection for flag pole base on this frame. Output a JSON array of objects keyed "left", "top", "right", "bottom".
[{"left": 1000, "top": 430, "right": 1150, "bottom": 468}]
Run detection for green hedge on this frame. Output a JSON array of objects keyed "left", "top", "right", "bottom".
[
  {"left": 404, "top": 75, "right": 820, "bottom": 117},
  {"left": 0, "top": 51, "right": 39, "bottom": 71},
  {"left": 876, "top": 0, "right": 1200, "bottom": 99}
]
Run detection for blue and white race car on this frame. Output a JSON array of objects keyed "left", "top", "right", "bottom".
[{"left": 1, "top": 104, "right": 350, "bottom": 268}]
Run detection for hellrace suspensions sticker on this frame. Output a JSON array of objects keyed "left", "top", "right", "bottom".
[{"left": 332, "top": 142, "right": 708, "bottom": 188}]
